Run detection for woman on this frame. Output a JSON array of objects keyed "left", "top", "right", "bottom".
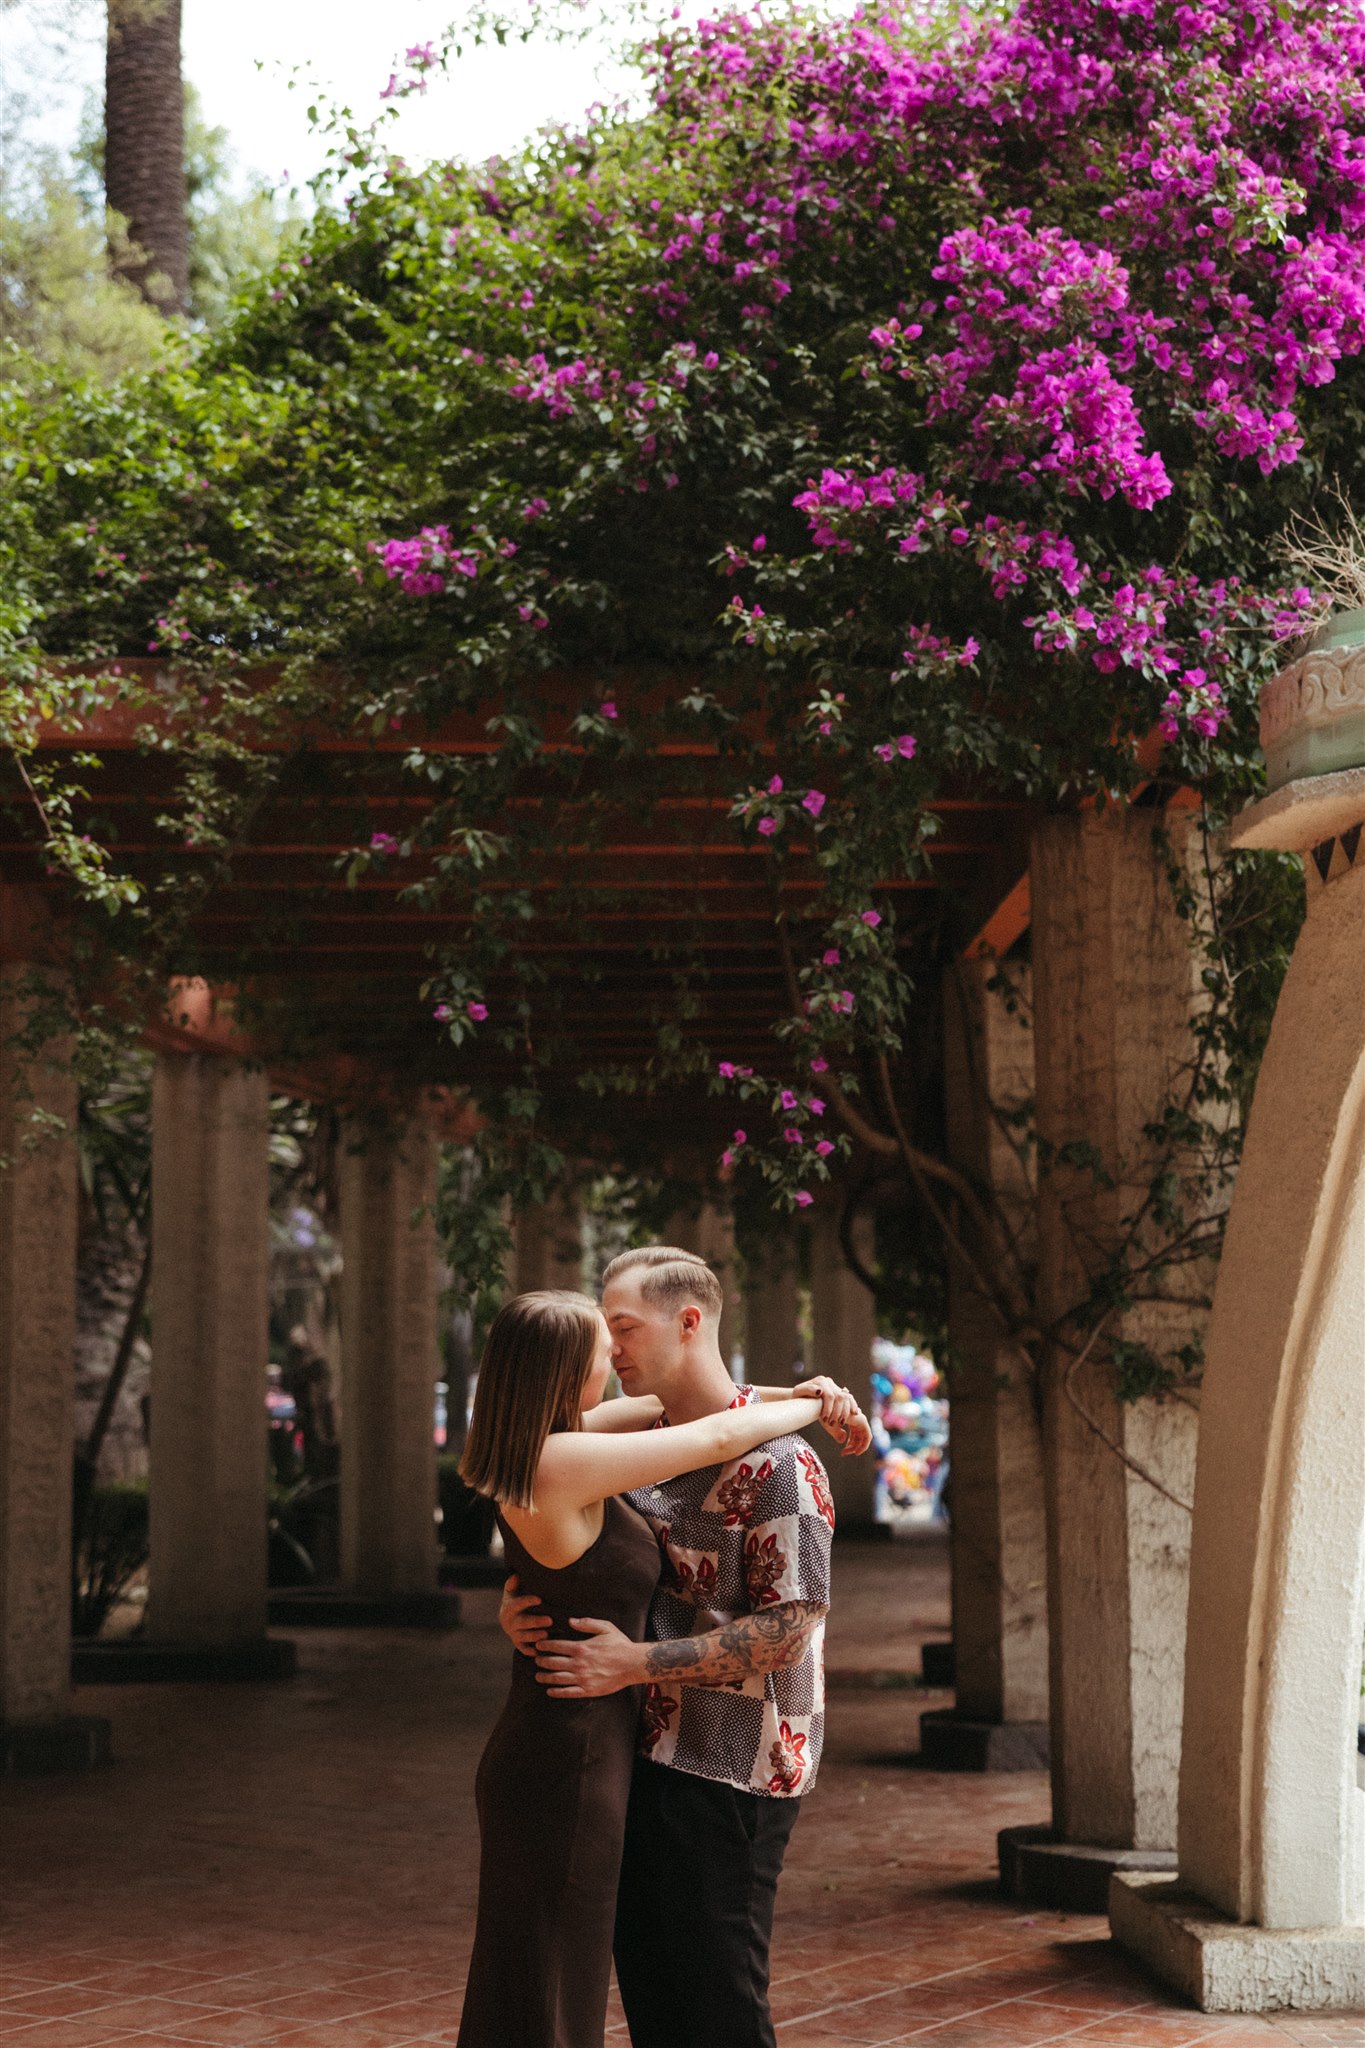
[{"left": 455, "top": 1289, "right": 825, "bottom": 2048}]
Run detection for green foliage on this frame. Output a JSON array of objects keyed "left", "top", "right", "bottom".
[
  {"left": 76, "top": 1046, "right": 152, "bottom": 1229},
  {"left": 0, "top": 0, "right": 1342, "bottom": 1382},
  {"left": 71, "top": 1478, "right": 147, "bottom": 1639},
  {"left": 0, "top": 162, "right": 167, "bottom": 387},
  {"left": 435, "top": 1141, "right": 521, "bottom": 1349}
]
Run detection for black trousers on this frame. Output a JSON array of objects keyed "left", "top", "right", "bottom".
[{"left": 613, "top": 1756, "right": 801, "bottom": 2048}]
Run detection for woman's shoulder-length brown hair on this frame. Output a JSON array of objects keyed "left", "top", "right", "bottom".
[{"left": 459, "top": 1289, "right": 601, "bottom": 1509}]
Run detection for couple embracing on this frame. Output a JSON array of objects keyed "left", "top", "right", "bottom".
[{"left": 455, "top": 1243, "right": 872, "bottom": 2048}]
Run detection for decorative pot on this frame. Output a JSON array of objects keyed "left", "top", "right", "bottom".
[
  {"left": 1308, "top": 604, "right": 1365, "bottom": 655},
  {"left": 1259, "top": 617, "right": 1365, "bottom": 794}
]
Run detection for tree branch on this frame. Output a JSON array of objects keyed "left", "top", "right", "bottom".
[
  {"left": 1060, "top": 1312, "right": 1194, "bottom": 1514},
  {"left": 83, "top": 1234, "right": 152, "bottom": 1474},
  {"left": 875, "top": 1050, "right": 1040, "bottom": 1343}
]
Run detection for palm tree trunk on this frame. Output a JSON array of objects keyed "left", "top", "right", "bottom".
[{"left": 105, "top": 0, "right": 188, "bottom": 312}]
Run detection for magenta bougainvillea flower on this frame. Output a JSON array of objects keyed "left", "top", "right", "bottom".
[{"left": 151, "top": 0, "right": 1365, "bottom": 1220}]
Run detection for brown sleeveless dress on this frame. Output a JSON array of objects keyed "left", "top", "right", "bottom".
[{"left": 457, "top": 1495, "right": 662, "bottom": 2048}]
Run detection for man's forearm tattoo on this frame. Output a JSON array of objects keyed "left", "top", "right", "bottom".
[{"left": 642, "top": 1600, "right": 825, "bottom": 1690}]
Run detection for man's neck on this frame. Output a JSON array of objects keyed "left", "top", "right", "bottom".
[{"left": 659, "top": 1352, "right": 740, "bottom": 1426}]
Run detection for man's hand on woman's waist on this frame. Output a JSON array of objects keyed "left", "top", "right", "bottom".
[{"left": 499, "top": 1574, "right": 553, "bottom": 1657}]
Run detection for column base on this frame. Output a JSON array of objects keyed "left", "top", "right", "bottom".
[
  {"left": 1111, "top": 1873, "right": 1365, "bottom": 2013},
  {"left": 267, "top": 1587, "right": 461, "bottom": 1629},
  {"left": 998, "top": 1823, "right": 1176, "bottom": 1912},
  {"left": 920, "top": 1707, "right": 1049, "bottom": 1772},
  {"left": 2, "top": 1715, "right": 112, "bottom": 1775},
  {"left": 921, "top": 1639, "right": 955, "bottom": 1687},
  {"left": 72, "top": 1637, "right": 297, "bottom": 1684}
]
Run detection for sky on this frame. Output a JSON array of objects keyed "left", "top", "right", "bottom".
[{"left": 5, "top": 0, "right": 651, "bottom": 194}]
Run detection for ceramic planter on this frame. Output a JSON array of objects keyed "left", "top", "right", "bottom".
[{"left": 1259, "top": 611, "right": 1365, "bottom": 793}]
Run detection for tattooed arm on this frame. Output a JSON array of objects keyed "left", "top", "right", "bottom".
[
  {"left": 534, "top": 1599, "right": 826, "bottom": 1699},
  {"left": 645, "top": 1600, "right": 824, "bottom": 1689}
]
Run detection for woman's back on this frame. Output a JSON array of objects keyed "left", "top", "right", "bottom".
[{"left": 498, "top": 1496, "right": 660, "bottom": 1648}]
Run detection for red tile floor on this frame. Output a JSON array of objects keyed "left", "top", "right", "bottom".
[{"left": 1, "top": 1534, "right": 1359, "bottom": 2048}]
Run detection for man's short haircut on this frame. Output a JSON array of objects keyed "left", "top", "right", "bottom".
[{"left": 600, "top": 1244, "right": 724, "bottom": 1322}]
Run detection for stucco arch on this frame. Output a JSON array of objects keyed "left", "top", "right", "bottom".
[{"left": 1178, "top": 854, "right": 1365, "bottom": 1931}]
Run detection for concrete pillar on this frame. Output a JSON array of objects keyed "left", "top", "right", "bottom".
[
  {"left": 742, "top": 1227, "right": 802, "bottom": 1384},
  {"left": 1003, "top": 809, "right": 1204, "bottom": 1908},
  {"left": 513, "top": 1190, "right": 582, "bottom": 1295},
  {"left": 922, "top": 956, "right": 1049, "bottom": 1773},
  {"left": 809, "top": 1204, "right": 877, "bottom": 1530},
  {"left": 149, "top": 1054, "right": 272, "bottom": 1653},
  {"left": 0, "top": 957, "right": 108, "bottom": 1770},
  {"left": 339, "top": 1115, "right": 441, "bottom": 1608},
  {"left": 666, "top": 1197, "right": 741, "bottom": 1369},
  {"left": 1112, "top": 684, "right": 1365, "bottom": 2010}
]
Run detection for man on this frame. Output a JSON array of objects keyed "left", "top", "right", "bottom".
[{"left": 500, "top": 1244, "right": 872, "bottom": 2048}]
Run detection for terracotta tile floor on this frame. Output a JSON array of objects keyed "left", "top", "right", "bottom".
[{"left": 0, "top": 1535, "right": 1357, "bottom": 2048}]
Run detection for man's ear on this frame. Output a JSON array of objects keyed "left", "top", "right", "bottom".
[{"left": 679, "top": 1305, "right": 702, "bottom": 1341}]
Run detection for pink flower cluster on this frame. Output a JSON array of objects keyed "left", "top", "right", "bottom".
[
  {"left": 372, "top": 526, "right": 479, "bottom": 595},
  {"left": 631, "top": 0, "right": 1364, "bottom": 739},
  {"left": 379, "top": 43, "right": 436, "bottom": 102},
  {"left": 922, "top": 218, "right": 1172, "bottom": 509},
  {"left": 508, "top": 354, "right": 609, "bottom": 421},
  {"left": 787, "top": 465, "right": 1320, "bottom": 738}
]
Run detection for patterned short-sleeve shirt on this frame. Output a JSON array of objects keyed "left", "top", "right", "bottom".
[{"left": 625, "top": 1388, "right": 835, "bottom": 1800}]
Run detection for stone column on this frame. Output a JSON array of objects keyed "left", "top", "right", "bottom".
[
  {"left": 513, "top": 1190, "right": 583, "bottom": 1295},
  {"left": 921, "top": 956, "right": 1049, "bottom": 1773},
  {"left": 666, "top": 1197, "right": 742, "bottom": 1370},
  {"left": 339, "top": 1114, "right": 444, "bottom": 1616},
  {"left": 1002, "top": 808, "right": 1204, "bottom": 1909},
  {"left": 742, "top": 1226, "right": 802, "bottom": 1384},
  {"left": 149, "top": 1054, "right": 284, "bottom": 1671},
  {"left": 809, "top": 1203, "right": 877, "bottom": 1530},
  {"left": 0, "top": 952, "right": 109, "bottom": 1770},
  {"left": 1111, "top": 649, "right": 1365, "bottom": 2012}
]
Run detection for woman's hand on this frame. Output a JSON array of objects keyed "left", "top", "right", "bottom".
[
  {"left": 499, "top": 1574, "right": 552, "bottom": 1658},
  {"left": 797, "top": 1375, "right": 873, "bottom": 1456}
]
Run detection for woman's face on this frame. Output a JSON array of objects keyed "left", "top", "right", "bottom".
[{"left": 580, "top": 1313, "right": 614, "bottom": 1413}]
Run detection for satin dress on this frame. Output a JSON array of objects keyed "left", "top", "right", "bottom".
[{"left": 457, "top": 1495, "right": 662, "bottom": 2048}]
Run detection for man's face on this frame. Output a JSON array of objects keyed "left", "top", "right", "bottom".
[{"left": 601, "top": 1274, "right": 692, "bottom": 1398}]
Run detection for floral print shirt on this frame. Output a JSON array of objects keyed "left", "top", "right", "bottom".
[{"left": 625, "top": 1388, "right": 834, "bottom": 1800}]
